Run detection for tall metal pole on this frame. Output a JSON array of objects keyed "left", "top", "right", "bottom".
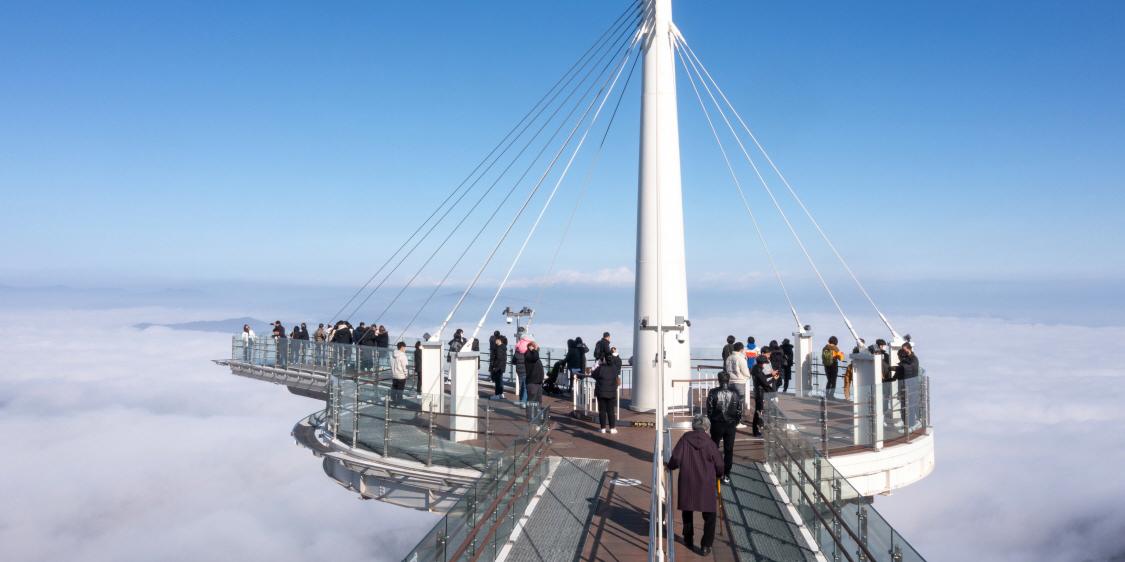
[{"left": 633, "top": 0, "right": 689, "bottom": 413}]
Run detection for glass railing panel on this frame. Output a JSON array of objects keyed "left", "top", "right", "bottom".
[{"left": 763, "top": 397, "right": 926, "bottom": 561}]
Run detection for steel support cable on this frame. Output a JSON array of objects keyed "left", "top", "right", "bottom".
[
  {"left": 673, "top": 32, "right": 862, "bottom": 347},
  {"left": 525, "top": 50, "right": 640, "bottom": 331},
  {"left": 673, "top": 42, "right": 802, "bottom": 332},
  {"left": 436, "top": 36, "right": 639, "bottom": 343},
  {"left": 675, "top": 34, "right": 898, "bottom": 343},
  {"left": 388, "top": 22, "right": 642, "bottom": 338},
  {"left": 338, "top": 4, "right": 643, "bottom": 322},
  {"left": 467, "top": 40, "right": 639, "bottom": 346},
  {"left": 398, "top": 27, "right": 641, "bottom": 341}
]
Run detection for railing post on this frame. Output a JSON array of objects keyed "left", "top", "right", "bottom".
[
  {"left": 484, "top": 403, "right": 491, "bottom": 467},
  {"left": 858, "top": 506, "right": 869, "bottom": 562},
  {"left": 892, "top": 544, "right": 903, "bottom": 562},
  {"left": 427, "top": 407, "right": 435, "bottom": 467},
  {"left": 819, "top": 396, "right": 828, "bottom": 453},
  {"left": 901, "top": 384, "right": 911, "bottom": 443},
  {"left": 383, "top": 387, "right": 391, "bottom": 456},
  {"left": 352, "top": 382, "right": 359, "bottom": 446}
]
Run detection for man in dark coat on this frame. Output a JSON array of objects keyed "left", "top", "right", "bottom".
[
  {"left": 667, "top": 415, "right": 724, "bottom": 555},
  {"left": 375, "top": 326, "right": 389, "bottom": 349},
  {"left": 593, "top": 332, "right": 611, "bottom": 361},
  {"left": 706, "top": 371, "right": 744, "bottom": 481},
  {"left": 895, "top": 343, "right": 920, "bottom": 380},
  {"left": 591, "top": 349, "right": 620, "bottom": 433},
  {"left": 353, "top": 323, "right": 367, "bottom": 345},
  {"left": 331, "top": 322, "right": 352, "bottom": 344},
  {"left": 488, "top": 332, "right": 508, "bottom": 399},
  {"left": 413, "top": 341, "right": 423, "bottom": 393}
]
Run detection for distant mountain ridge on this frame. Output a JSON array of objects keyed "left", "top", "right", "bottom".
[{"left": 134, "top": 317, "right": 269, "bottom": 334}]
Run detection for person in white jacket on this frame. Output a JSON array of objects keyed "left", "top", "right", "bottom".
[
  {"left": 723, "top": 342, "right": 751, "bottom": 427},
  {"left": 390, "top": 342, "right": 409, "bottom": 406},
  {"left": 241, "top": 325, "right": 255, "bottom": 362}
]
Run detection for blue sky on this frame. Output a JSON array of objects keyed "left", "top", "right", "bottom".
[{"left": 2, "top": 0, "right": 1123, "bottom": 296}]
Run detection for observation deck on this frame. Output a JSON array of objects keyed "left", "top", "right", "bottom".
[{"left": 219, "top": 336, "right": 932, "bottom": 561}]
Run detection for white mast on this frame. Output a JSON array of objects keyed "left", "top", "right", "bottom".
[{"left": 632, "top": 0, "right": 689, "bottom": 415}]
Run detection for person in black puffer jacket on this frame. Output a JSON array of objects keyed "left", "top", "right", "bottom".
[
  {"left": 591, "top": 348, "right": 621, "bottom": 433},
  {"left": 488, "top": 332, "right": 508, "bottom": 399},
  {"left": 768, "top": 341, "right": 789, "bottom": 393}
]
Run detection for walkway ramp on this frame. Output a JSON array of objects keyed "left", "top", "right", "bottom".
[
  {"left": 505, "top": 457, "right": 608, "bottom": 562},
  {"left": 722, "top": 462, "right": 819, "bottom": 562}
]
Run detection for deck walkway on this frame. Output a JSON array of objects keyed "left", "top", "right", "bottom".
[{"left": 514, "top": 391, "right": 814, "bottom": 562}]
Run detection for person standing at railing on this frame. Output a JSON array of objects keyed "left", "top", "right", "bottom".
[
  {"left": 593, "top": 332, "right": 611, "bottom": 361},
  {"left": 822, "top": 336, "right": 843, "bottom": 399},
  {"left": 353, "top": 322, "right": 367, "bottom": 345},
  {"left": 706, "top": 371, "right": 744, "bottom": 481},
  {"left": 513, "top": 336, "right": 530, "bottom": 406},
  {"left": 272, "top": 321, "right": 288, "bottom": 367},
  {"left": 313, "top": 323, "right": 327, "bottom": 365},
  {"left": 413, "top": 341, "right": 423, "bottom": 394},
  {"left": 767, "top": 343, "right": 788, "bottom": 393},
  {"left": 723, "top": 342, "right": 751, "bottom": 428},
  {"left": 391, "top": 342, "right": 409, "bottom": 406},
  {"left": 289, "top": 325, "right": 302, "bottom": 363},
  {"left": 591, "top": 347, "right": 620, "bottom": 434},
  {"left": 721, "top": 335, "right": 736, "bottom": 360},
  {"left": 751, "top": 355, "right": 778, "bottom": 438},
  {"left": 488, "top": 332, "right": 508, "bottom": 400},
  {"left": 780, "top": 338, "right": 794, "bottom": 393},
  {"left": 666, "top": 415, "right": 724, "bottom": 556},
  {"left": 743, "top": 336, "right": 758, "bottom": 369},
  {"left": 358, "top": 325, "right": 378, "bottom": 371},
  {"left": 896, "top": 343, "right": 919, "bottom": 380},
  {"left": 524, "top": 342, "right": 545, "bottom": 417},
  {"left": 241, "top": 325, "right": 255, "bottom": 362}
]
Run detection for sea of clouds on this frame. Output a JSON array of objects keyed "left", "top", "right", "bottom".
[{"left": 2, "top": 302, "right": 1124, "bottom": 561}]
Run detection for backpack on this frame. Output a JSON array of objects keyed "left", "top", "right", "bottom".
[{"left": 822, "top": 347, "right": 838, "bottom": 367}]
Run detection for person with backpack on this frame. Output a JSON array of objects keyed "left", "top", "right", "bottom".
[
  {"left": 488, "top": 332, "right": 508, "bottom": 400},
  {"left": 822, "top": 336, "right": 844, "bottom": 399},
  {"left": 593, "top": 332, "right": 612, "bottom": 362},
  {"left": 743, "top": 336, "right": 758, "bottom": 371}
]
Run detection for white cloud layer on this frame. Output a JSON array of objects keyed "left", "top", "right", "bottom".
[
  {"left": 0, "top": 307, "right": 438, "bottom": 562},
  {"left": 2, "top": 305, "right": 1124, "bottom": 562}
]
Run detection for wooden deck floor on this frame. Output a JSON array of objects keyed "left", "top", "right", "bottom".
[{"left": 532, "top": 391, "right": 766, "bottom": 562}]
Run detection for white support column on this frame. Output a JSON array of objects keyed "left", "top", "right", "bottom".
[
  {"left": 420, "top": 341, "right": 444, "bottom": 413},
  {"left": 792, "top": 331, "right": 813, "bottom": 396},
  {"left": 449, "top": 351, "right": 480, "bottom": 443},
  {"left": 850, "top": 352, "right": 883, "bottom": 450},
  {"left": 631, "top": 0, "right": 690, "bottom": 413}
]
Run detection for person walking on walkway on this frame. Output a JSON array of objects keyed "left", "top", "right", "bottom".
[
  {"left": 705, "top": 371, "right": 744, "bottom": 482},
  {"left": 488, "top": 332, "right": 508, "bottom": 400},
  {"left": 524, "top": 342, "right": 545, "bottom": 416},
  {"left": 591, "top": 347, "right": 621, "bottom": 433},
  {"left": 667, "top": 415, "right": 724, "bottom": 556},
  {"left": 390, "top": 342, "right": 409, "bottom": 406},
  {"left": 822, "top": 336, "right": 843, "bottom": 398}
]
